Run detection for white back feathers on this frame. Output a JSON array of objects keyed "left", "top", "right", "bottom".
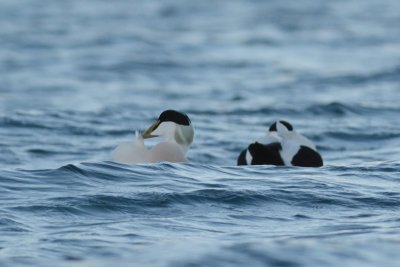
[{"left": 112, "top": 132, "right": 149, "bottom": 164}]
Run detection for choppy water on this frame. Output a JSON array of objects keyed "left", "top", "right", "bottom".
[{"left": 1, "top": 0, "right": 400, "bottom": 266}]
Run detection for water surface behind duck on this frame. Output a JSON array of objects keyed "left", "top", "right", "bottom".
[{"left": 1, "top": 0, "right": 400, "bottom": 266}]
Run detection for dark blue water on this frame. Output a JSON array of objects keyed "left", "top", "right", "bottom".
[{"left": 1, "top": 0, "right": 400, "bottom": 266}]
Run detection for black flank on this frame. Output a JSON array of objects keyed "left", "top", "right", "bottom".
[
  {"left": 248, "top": 142, "right": 285, "bottom": 166},
  {"left": 291, "top": 146, "right": 323, "bottom": 167},
  {"left": 237, "top": 149, "right": 248, "bottom": 165}
]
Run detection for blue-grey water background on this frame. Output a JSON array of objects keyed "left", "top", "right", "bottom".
[{"left": 1, "top": 0, "right": 400, "bottom": 266}]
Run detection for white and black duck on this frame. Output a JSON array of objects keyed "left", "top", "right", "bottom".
[
  {"left": 238, "top": 120, "right": 323, "bottom": 167},
  {"left": 112, "top": 110, "right": 194, "bottom": 164}
]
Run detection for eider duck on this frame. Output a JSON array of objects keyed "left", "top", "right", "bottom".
[
  {"left": 112, "top": 110, "right": 194, "bottom": 164},
  {"left": 238, "top": 120, "right": 323, "bottom": 167}
]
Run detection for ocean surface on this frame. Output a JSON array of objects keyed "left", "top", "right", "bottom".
[{"left": 1, "top": 0, "right": 400, "bottom": 266}]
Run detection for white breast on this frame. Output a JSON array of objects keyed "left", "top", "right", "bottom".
[{"left": 149, "top": 141, "right": 188, "bottom": 163}]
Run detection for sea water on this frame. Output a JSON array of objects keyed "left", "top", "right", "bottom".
[{"left": 1, "top": 0, "right": 400, "bottom": 266}]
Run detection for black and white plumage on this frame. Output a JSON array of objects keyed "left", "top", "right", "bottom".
[
  {"left": 112, "top": 110, "right": 194, "bottom": 164},
  {"left": 237, "top": 142, "right": 285, "bottom": 166},
  {"left": 237, "top": 120, "right": 323, "bottom": 167}
]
